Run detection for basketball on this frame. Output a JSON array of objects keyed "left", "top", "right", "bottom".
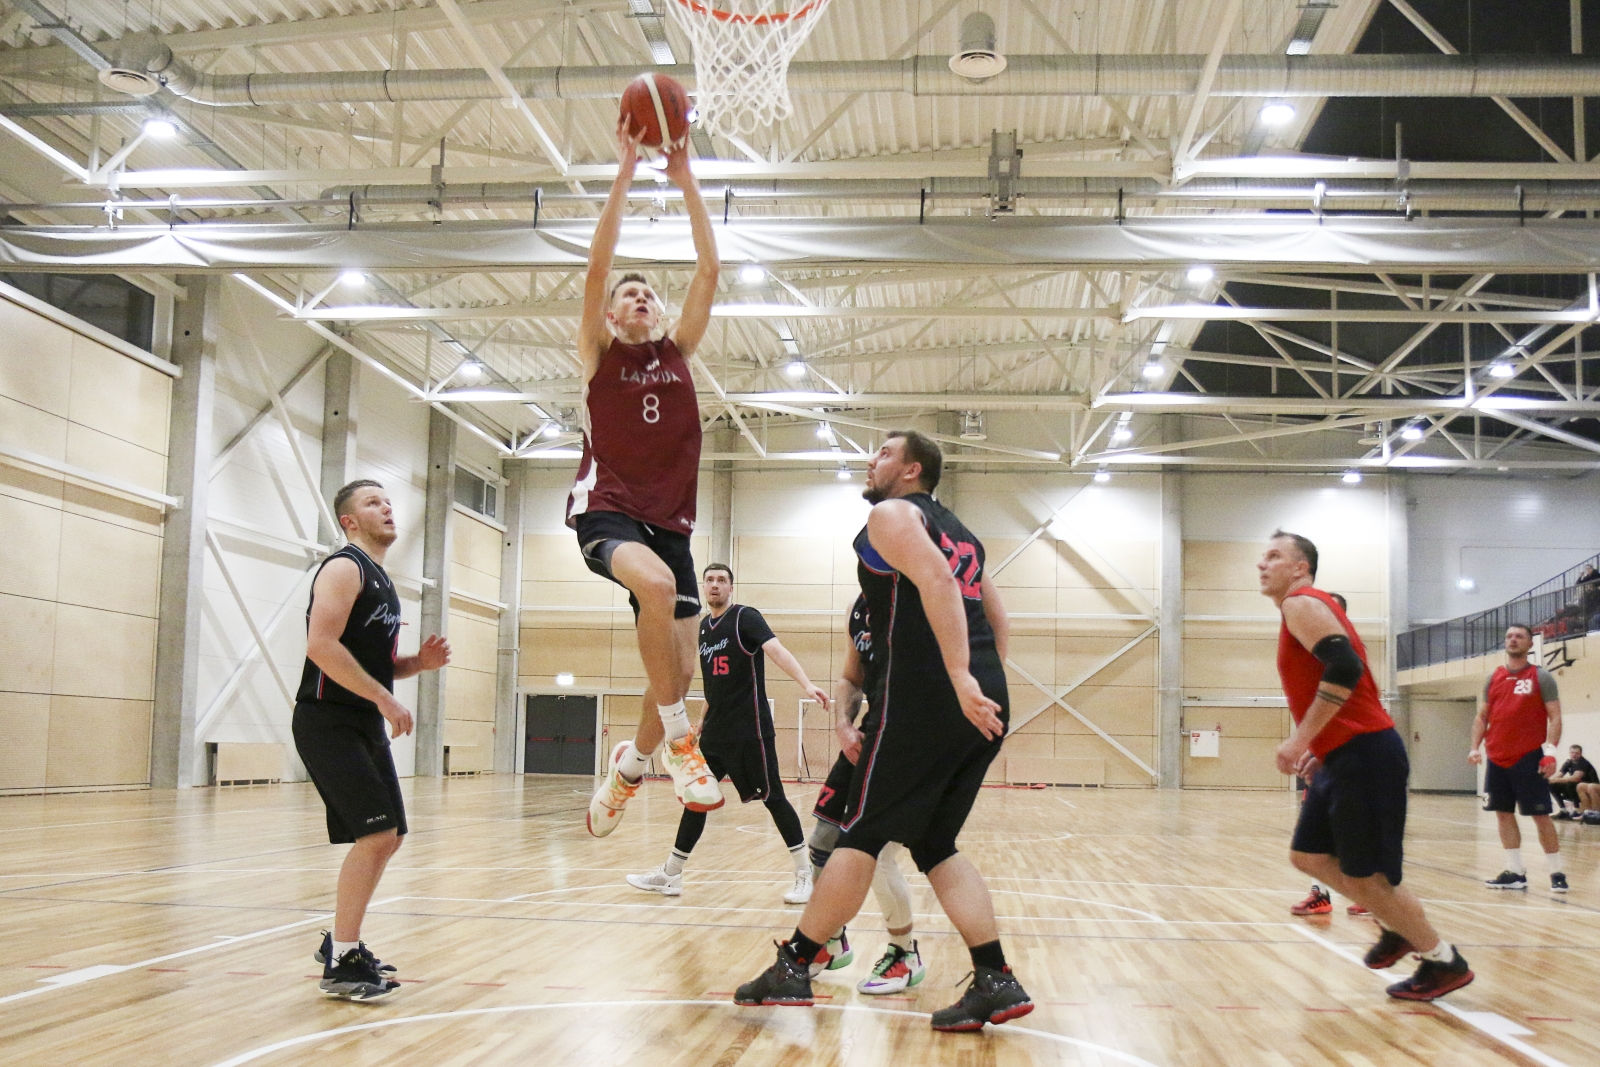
[{"left": 620, "top": 72, "right": 692, "bottom": 159}]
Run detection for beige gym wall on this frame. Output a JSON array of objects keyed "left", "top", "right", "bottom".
[
  {"left": 0, "top": 282, "right": 171, "bottom": 791},
  {"left": 444, "top": 506, "right": 504, "bottom": 773}
]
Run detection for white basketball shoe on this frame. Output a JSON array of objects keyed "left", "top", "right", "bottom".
[
  {"left": 625, "top": 864, "right": 683, "bottom": 896},
  {"left": 660, "top": 729, "right": 724, "bottom": 812},
  {"left": 587, "top": 741, "right": 642, "bottom": 838}
]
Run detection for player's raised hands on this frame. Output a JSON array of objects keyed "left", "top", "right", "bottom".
[
  {"left": 662, "top": 139, "right": 693, "bottom": 189},
  {"left": 615, "top": 115, "right": 643, "bottom": 168},
  {"left": 952, "top": 670, "right": 1004, "bottom": 740}
]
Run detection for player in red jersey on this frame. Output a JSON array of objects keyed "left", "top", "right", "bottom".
[
  {"left": 1471, "top": 624, "right": 1567, "bottom": 892},
  {"left": 1259, "top": 531, "right": 1473, "bottom": 1001},
  {"left": 573, "top": 118, "right": 722, "bottom": 836}
]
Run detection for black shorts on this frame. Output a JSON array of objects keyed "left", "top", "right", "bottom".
[
  {"left": 837, "top": 662, "right": 1008, "bottom": 872},
  {"left": 1291, "top": 727, "right": 1408, "bottom": 886},
  {"left": 814, "top": 704, "right": 880, "bottom": 825},
  {"left": 1485, "top": 748, "right": 1554, "bottom": 817},
  {"left": 292, "top": 701, "right": 408, "bottom": 844},
  {"left": 702, "top": 734, "right": 784, "bottom": 804},
  {"left": 1552, "top": 781, "right": 1580, "bottom": 805},
  {"left": 573, "top": 510, "right": 700, "bottom": 620}
]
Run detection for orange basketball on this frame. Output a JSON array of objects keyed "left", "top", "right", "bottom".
[{"left": 620, "top": 72, "right": 692, "bottom": 158}]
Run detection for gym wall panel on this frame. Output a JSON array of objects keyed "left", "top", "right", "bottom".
[
  {"left": 445, "top": 511, "right": 503, "bottom": 763},
  {"left": 0, "top": 285, "right": 169, "bottom": 792}
]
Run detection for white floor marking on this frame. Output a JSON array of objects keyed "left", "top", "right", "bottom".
[
  {"left": 0, "top": 897, "right": 400, "bottom": 1009},
  {"left": 1287, "top": 924, "right": 1577, "bottom": 1067},
  {"left": 992, "top": 889, "right": 1165, "bottom": 923},
  {"left": 201, "top": 1000, "right": 1166, "bottom": 1067}
]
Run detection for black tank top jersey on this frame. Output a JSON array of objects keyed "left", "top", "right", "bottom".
[
  {"left": 847, "top": 593, "right": 882, "bottom": 703},
  {"left": 295, "top": 543, "right": 402, "bottom": 713},
  {"left": 698, "top": 604, "right": 776, "bottom": 745},
  {"left": 853, "top": 493, "right": 1001, "bottom": 690}
]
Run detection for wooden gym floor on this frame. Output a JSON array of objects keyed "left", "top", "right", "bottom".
[{"left": 0, "top": 777, "right": 1594, "bottom": 1067}]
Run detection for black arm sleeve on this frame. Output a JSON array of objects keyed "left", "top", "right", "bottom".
[{"left": 1310, "top": 634, "right": 1364, "bottom": 690}]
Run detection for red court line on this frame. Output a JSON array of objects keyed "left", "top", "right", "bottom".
[
  {"left": 1396, "top": 1011, "right": 1440, "bottom": 1017},
  {"left": 26, "top": 965, "right": 68, "bottom": 970},
  {"left": 1527, "top": 1016, "right": 1572, "bottom": 1022},
  {"left": 874, "top": 996, "right": 916, "bottom": 1002},
  {"left": 148, "top": 968, "right": 187, "bottom": 973},
  {"left": 394, "top": 978, "right": 426, "bottom": 984},
  {"left": 704, "top": 991, "right": 733, "bottom": 996},
  {"left": 1134, "top": 1004, "right": 1175, "bottom": 1009},
  {"left": 626, "top": 989, "right": 671, "bottom": 994},
  {"left": 226, "top": 971, "right": 268, "bottom": 977},
  {"left": 464, "top": 982, "right": 507, "bottom": 988},
  {"left": 1216, "top": 1006, "right": 1260, "bottom": 1011},
  {"left": 1304, "top": 1007, "right": 1353, "bottom": 1013}
]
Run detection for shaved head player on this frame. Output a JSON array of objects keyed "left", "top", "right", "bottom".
[
  {"left": 295, "top": 480, "right": 450, "bottom": 1001},
  {"left": 572, "top": 118, "right": 723, "bottom": 835},
  {"left": 1260, "top": 531, "right": 1472, "bottom": 1001}
]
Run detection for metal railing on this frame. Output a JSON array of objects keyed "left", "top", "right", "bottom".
[{"left": 1399, "top": 552, "right": 1600, "bottom": 670}]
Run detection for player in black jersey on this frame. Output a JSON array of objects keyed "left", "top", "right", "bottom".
[
  {"left": 293, "top": 479, "right": 450, "bottom": 1001},
  {"left": 625, "top": 563, "right": 829, "bottom": 902},
  {"left": 805, "top": 593, "right": 925, "bottom": 994},
  {"left": 736, "top": 431, "right": 1032, "bottom": 1031}
]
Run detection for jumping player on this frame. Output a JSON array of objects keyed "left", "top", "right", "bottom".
[
  {"left": 625, "top": 563, "right": 830, "bottom": 902},
  {"left": 574, "top": 118, "right": 722, "bottom": 836},
  {"left": 1260, "top": 531, "right": 1472, "bottom": 1001},
  {"left": 1472, "top": 624, "right": 1568, "bottom": 892},
  {"left": 736, "top": 431, "right": 1032, "bottom": 1032},
  {"left": 295, "top": 479, "right": 450, "bottom": 1001},
  {"left": 806, "top": 593, "right": 926, "bottom": 994}
]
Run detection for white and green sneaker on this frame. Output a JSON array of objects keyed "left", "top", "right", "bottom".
[{"left": 858, "top": 941, "right": 926, "bottom": 995}]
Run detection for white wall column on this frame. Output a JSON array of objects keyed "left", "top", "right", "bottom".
[
  {"left": 1158, "top": 467, "right": 1185, "bottom": 788},
  {"left": 494, "top": 460, "right": 525, "bottom": 773},
  {"left": 710, "top": 427, "right": 734, "bottom": 567},
  {"left": 1387, "top": 472, "right": 1412, "bottom": 752},
  {"left": 415, "top": 407, "right": 456, "bottom": 776},
  {"left": 151, "top": 276, "right": 217, "bottom": 789}
]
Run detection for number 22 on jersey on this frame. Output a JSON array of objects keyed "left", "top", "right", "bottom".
[{"left": 939, "top": 531, "right": 981, "bottom": 597}]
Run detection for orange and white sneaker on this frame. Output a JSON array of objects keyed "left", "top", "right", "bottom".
[
  {"left": 661, "top": 730, "right": 724, "bottom": 813},
  {"left": 587, "top": 741, "right": 642, "bottom": 838}
]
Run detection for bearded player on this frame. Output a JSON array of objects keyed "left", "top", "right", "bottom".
[
  {"left": 573, "top": 119, "right": 722, "bottom": 835},
  {"left": 1260, "top": 531, "right": 1472, "bottom": 1001}
]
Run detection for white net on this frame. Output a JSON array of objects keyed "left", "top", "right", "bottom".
[{"left": 666, "top": 0, "right": 834, "bottom": 139}]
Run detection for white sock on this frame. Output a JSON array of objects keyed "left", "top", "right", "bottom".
[
  {"left": 332, "top": 939, "right": 359, "bottom": 962},
  {"left": 617, "top": 741, "right": 651, "bottom": 782},
  {"left": 789, "top": 843, "right": 810, "bottom": 875},
  {"left": 1546, "top": 852, "right": 1563, "bottom": 875},
  {"left": 1419, "top": 940, "right": 1453, "bottom": 963},
  {"left": 1504, "top": 850, "right": 1526, "bottom": 875},
  {"left": 889, "top": 932, "right": 914, "bottom": 952},
  {"left": 657, "top": 700, "right": 691, "bottom": 742},
  {"left": 663, "top": 848, "right": 689, "bottom": 877}
]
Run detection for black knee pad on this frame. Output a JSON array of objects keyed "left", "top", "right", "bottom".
[
  {"left": 835, "top": 829, "right": 887, "bottom": 860},
  {"left": 910, "top": 839, "right": 959, "bottom": 873}
]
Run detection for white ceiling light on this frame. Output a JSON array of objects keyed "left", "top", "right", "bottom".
[
  {"left": 1457, "top": 577, "right": 1477, "bottom": 592},
  {"left": 1141, "top": 360, "right": 1163, "bottom": 380},
  {"left": 816, "top": 422, "right": 837, "bottom": 444},
  {"left": 1186, "top": 265, "right": 1215, "bottom": 284},
  {"left": 1488, "top": 362, "right": 1516, "bottom": 379},
  {"left": 738, "top": 263, "right": 766, "bottom": 284},
  {"left": 459, "top": 360, "right": 483, "bottom": 379},
  {"left": 541, "top": 423, "right": 562, "bottom": 439},
  {"left": 1341, "top": 470, "right": 1362, "bottom": 484},
  {"left": 339, "top": 269, "right": 366, "bottom": 285},
  {"left": 1092, "top": 469, "right": 1111, "bottom": 483},
  {"left": 1259, "top": 101, "right": 1297, "bottom": 127},
  {"left": 1400, "top": 423, "right": 1425, "bottom": 442},
  {"left": 784, "top": 360, "right": 807, "bottom": 379},
  {"left": 1110, "top": 427, "right": 1133, "bottom": 444},
  {"left": 555, "top": 672, "right": 575, "bottom": 687},
  {"left": 959, "top": 411, "right": 986, "bottom": 440},
  {"left": 143, "top": 118, "right": 177, "bottom": 139},
  {"left": 835, "top": 468, "right": 852, "bottom": 481}
]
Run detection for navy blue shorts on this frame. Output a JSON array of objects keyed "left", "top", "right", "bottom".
[
  {"left": 1291, "top": 727, "right": 1409, "bottom": 886},
  {"left": 1485, "top": 748, "right": 1553, "bottom": 817}
]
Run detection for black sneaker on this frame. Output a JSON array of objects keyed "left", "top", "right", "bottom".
[
  {"left": 1583, "top": 811, "right": 1600, "bottom": 825},
  {"left": 314, "top": 930, "right": 397, "bottom": 975},
  {"left": 1484, "top": 870, "right": 1528, "bottom": 890},
  {"left": 1385, "top": 948, "right": 1474, "bottom": 1001},
  {"left": 929, "top": 966, "right": 1034, "bottom": 1032},
  {"left": 734, "top": 942, "right": 814, "bottom": 1006},
  {"left": 319, "top": 944, "right": 399, "bottom": 1001},
  {"left": 1552, "top": 872, "right": 1569, "bottom": 893},
  {"left": 1363, "top": 928, "right": 1415, "bottom": 970}
]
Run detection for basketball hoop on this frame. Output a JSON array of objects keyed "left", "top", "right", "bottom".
[{"left": 666, "top": 0, "right": 834, "bottom": 139}]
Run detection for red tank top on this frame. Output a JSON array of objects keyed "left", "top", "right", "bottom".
[
  {"left": 1483, "top": 664, "right": 1549, "bottom": 767},
  {"left": 1276, "top": 586, "right": 1394, "bottom": 758},
  {"left": 567, "top": 336, "right": 701, "bottom": 532}
]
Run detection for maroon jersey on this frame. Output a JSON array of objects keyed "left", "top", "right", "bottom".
[
  {"left": 1276, "top": 586, "right": 1393, "bottom": 759},
  {"left": 567, "top": 336, "right": 701, "bottom": 532},
  {"left": 1483, "top": 664, "right": 1553, "bottom": 767}
]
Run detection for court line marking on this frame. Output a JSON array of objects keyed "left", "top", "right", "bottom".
[
  {"left": 1287, "top": 924, "right": 1576, "bottom": 1067},
  {"left": 0, "top": 896, "right": 397, "bottom": 1009},
  {"left": 199, "top": 1000, "right": 1166, "bottom": 1067}
]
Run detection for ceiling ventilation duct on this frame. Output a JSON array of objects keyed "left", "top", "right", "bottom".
[
  {"left": 949, "top": 12, "right": 1006, "bottom": 82},
  {"left": 95, "top": 31, "right": 199, "bottom": 99}
]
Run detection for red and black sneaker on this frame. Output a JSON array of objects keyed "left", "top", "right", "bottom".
[
  {"left": 734, "top": 941, "right": 814, "bottom": 1007},
  {"left": 1363, "top": 928, "right": 1415, "bottom": 969},
  {"left": 1386, "top": 948, "right": 1474, "bottom": 1001},
  {"left": 1347, "top": 903, "right": 1371, "bottom": 917},
  {"left": 1290, "top": 884, "right": 1333, "bottom": 916},
  {"left": 930, "top": 966, "right": 1033, "bottom": 1032}
]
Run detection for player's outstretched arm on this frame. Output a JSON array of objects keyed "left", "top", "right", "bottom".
[
  {"left": 763, "top": 637, "right": 830, "bottom": 711},
  {"left": 1276, "top": 595, "right": 1357, "bottom": 774},
  {"left": 579, "top": 120, "right": 643, "bottom": 381},
  {"left": 868, "top": 500, "right": 1003, "bottom": 739},
  {"left": 663, "top": 142, "right": 719, "bottom": 357},
  {"left": 306, "top": 558, "right": 413, "bottom": 738}
]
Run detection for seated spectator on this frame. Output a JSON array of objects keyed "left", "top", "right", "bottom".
[
  {"left": 1579, "top": 564, "right": 1600, "bottom": 629},
  {"left": 1550, "top": 743, "right": 1599, "bottom": 821}
]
